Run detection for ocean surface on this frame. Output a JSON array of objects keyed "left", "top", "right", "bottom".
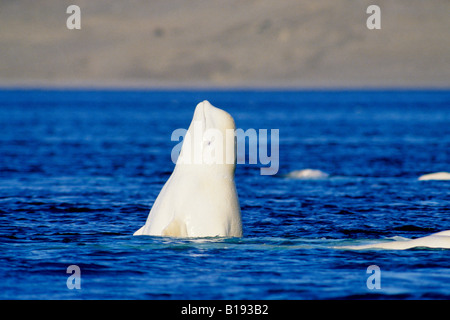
[{"left": 0, "top": 89, "right": 449, "bottom": 300}]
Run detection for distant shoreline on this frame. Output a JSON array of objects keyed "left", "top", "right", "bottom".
[
  {"left": 0, "top": 79, "right": 448, "bottom": 91},
  {"left": 2, "top": 1, "right": 448, "bottom": 90}
]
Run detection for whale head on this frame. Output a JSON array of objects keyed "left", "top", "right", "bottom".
[{"left": 177, "top": 100, "right": 237, "bottom": 175}]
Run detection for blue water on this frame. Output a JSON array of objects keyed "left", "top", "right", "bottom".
[{"left": 0, "top": 89, "right": 449, "bottom": 299}]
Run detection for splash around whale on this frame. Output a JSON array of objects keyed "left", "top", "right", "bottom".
[{"left": 134, "top": 101, "right": 242, "bottom": 238}]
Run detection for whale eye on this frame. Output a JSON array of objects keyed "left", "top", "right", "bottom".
[{"left": 207, "top": 136, "right": 215, "bottom": 146}]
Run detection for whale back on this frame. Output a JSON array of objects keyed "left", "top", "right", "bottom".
[
  {"left": 340, "top": 230, "right": 450, "bottom": 250},
  {"left": 418, "top": 172, "right": 450, "bottom": 180}
]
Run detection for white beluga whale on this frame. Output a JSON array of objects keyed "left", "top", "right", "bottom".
[
  {"left": 339, "top": 230, "right": 450, "bottom": 250},
  {"left": 285, "top": 169, "right": 329, "bottom": 179},
  {"left": 418, "top": 172, "right": 450, "bottom": 181},
  {"left": 134, "top": 100, "right": 242, "bottom": 238}
]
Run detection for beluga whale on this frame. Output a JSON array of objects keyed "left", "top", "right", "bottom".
[
  {"left": 418, "top": 172, "right": 450, "bottom": 181},
  {"left": 340, "top": 230, "right": 450, "bottom": 250},
  {"left": 284, "top": 169, "right": 329, "bottom": 179},
  {"left": 134, "top": 101, "right": 242, "bottom": 238}
]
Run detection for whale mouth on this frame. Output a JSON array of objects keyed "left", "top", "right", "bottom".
[
  {"left": 192, "top": 100, "right": 210, "bottom": 132},
  {"left": 202, "top": 101, "right": 208, "bottom": 130},
  {"left": 201, "top": 100, "right": 217, "bottom": 132}
]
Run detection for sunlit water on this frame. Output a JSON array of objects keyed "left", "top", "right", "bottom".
[{"left": 0, "top": 89, "right": 449, "bottom": 299}]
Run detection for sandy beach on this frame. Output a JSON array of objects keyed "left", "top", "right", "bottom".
[{"left": 0, "top": 0, "right": 449, "bottom": 88}]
